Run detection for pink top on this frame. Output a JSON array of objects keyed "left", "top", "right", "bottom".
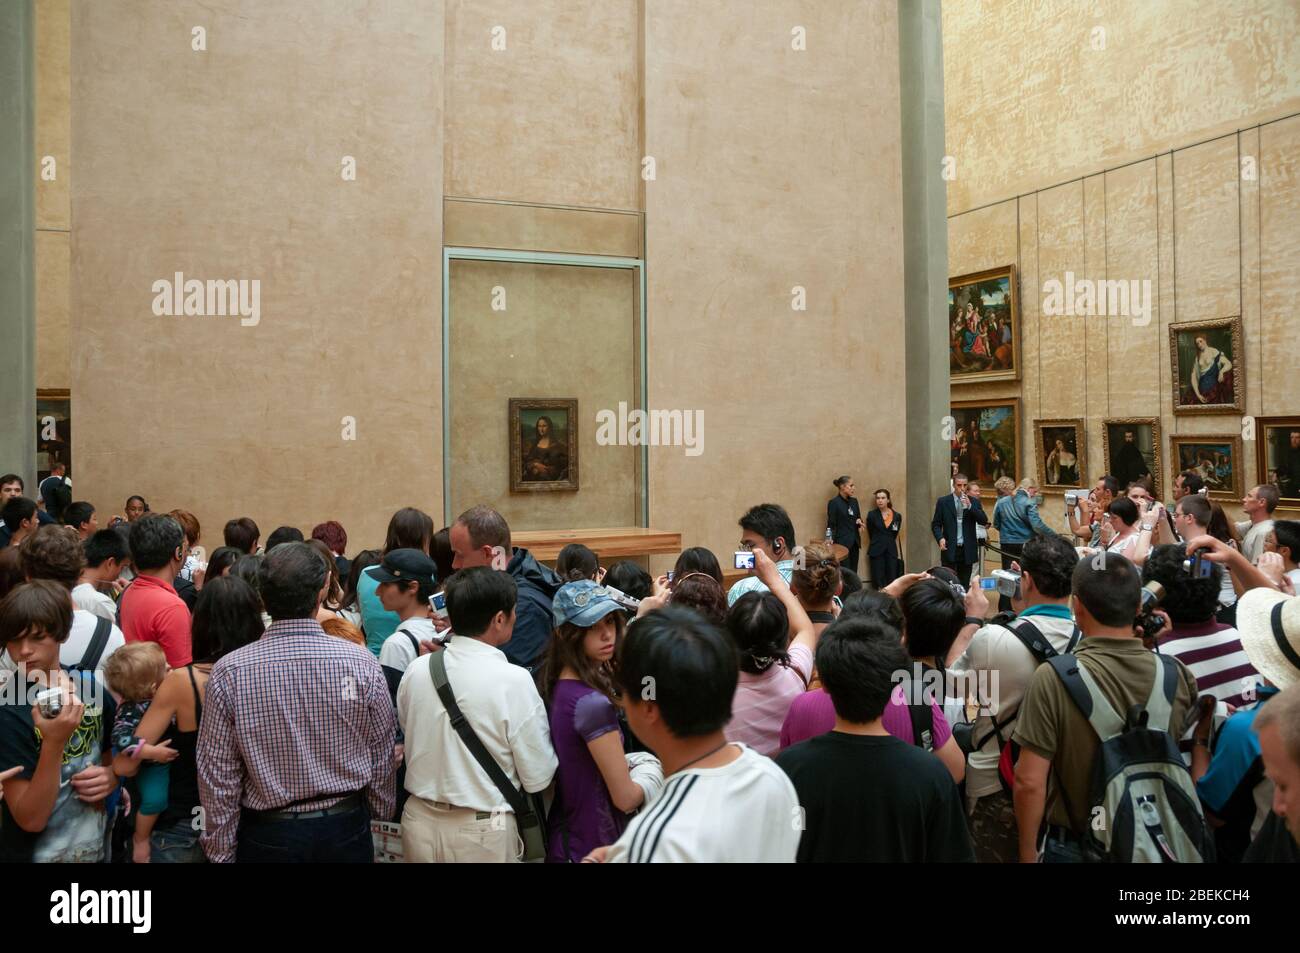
[
  {"left": 779, "top": 685, "right": 953, "bottom": 751},
  {"left": 725, "top": 644, "right": 814, "bottom": 757}
]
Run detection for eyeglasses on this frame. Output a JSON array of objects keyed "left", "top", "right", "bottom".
[{"left": 738, "top": 540, "right": 756, "bottom": 551}]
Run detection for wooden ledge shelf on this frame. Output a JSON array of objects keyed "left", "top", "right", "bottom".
[{"left": 512, "top": 527, "right": 682, "bottom": 562}]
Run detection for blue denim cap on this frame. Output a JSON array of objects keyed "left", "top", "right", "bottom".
[{"left": 552, "top": 580, "right": 625, "bottom": 628}]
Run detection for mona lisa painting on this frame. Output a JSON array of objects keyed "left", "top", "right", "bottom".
[{"left": 509, "top": 398, "right": 579, "bottom": 492}]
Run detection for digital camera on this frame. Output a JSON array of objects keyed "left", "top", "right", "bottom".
[
  {"left": 1064, "top": 491, "right": 1079, "bottom": 508},
  {"left": 35, "top": 687, "right": 64, "bottom": 719},
  {"left": 1183, "top": 550, "right": 1214, "bottom": 579},
  {"left": 733, "top": 551, "right": 755, "bottom": 570},
  {"left": 992, "top": 569, "right": 1022, "bottom": 600},
  {"left": 428, "top": 590, "right": 448, "bottom": 618}
]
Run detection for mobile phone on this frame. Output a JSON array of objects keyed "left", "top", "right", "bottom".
[
  {"left": 733, "top": 551, "right": 755, "bottom": 570},
  {"left": 666, "top": 571, "right": 675, "bottom": 582},
  {"left": 428, "top": 591, "right": 448, "bottom": 618}
]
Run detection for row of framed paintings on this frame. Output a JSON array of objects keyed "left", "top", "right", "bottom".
[
  {"left": 949, "top": 266, "right": 1246, "bottom": 415},
  {"left": 950, "top": 399, "right": 1300, "bottom": 506}
]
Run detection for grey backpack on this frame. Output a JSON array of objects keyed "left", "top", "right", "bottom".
[{"left": 1047, "top": 653, "right": 1212, "bottom": 863}]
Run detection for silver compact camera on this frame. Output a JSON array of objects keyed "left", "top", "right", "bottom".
[
  {"left": 1064, "top": 491, "right": 1079, "bottom": 508},
  {"left": 35, "top": 687, "right": 64, "bottom": 719}
]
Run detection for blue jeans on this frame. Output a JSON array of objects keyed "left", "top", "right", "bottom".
[
  {"left": 235, "top": 805, "right": 372, "bottom": 863},
  {"left": 151, "top": 818, "right": 207, "bottom": 864}
]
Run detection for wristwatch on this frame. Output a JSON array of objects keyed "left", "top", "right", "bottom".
[
  {"left": 1141, "top": 523, "right": 1154, "bottom": 532},
  {"left": 964, "top": 616, "right": 984, "bottom": 628}
]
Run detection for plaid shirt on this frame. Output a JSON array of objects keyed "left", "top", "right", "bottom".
[{"left": 198, "top": 618, "right": 397, "bottom": 862}]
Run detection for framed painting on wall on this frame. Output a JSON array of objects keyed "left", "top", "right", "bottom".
[
  {"left": 36, "top": 389, "right": 71, "bottom": 482},
  {"left": 949, "top": 265, "right": 1019, "bottom": 385},
  {"left": 1170, "top": 317, "right": 1244, "bottom": 415},
  {"left": 951, "top": 398, "right": 1019, "bottom": 485},
  {"left": 1034, "top": 419, "right": 1086, "bottom": 492},
  {"left": 1256, "top": 416, "right": 1300, "bottom": 508},
  {"left": 509, "top": 398, "right": 579, "bottom": 492},
  {"left": 1103, "top": 417, "right": 1162, "bottom": 499},
  {"left": 1170, "top": 434, "right": 1243, "bottom": 501}
]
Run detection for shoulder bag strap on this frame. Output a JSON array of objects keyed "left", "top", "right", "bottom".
[
  {"left": 78, "top": 615, "right": 113, "bottom": 671},
  {"left": 1047, "top": 654, "right": 1126, "bottom": 742},
  {"left": 1009, "top": 618, "right": 1056, "bottom": 665}
]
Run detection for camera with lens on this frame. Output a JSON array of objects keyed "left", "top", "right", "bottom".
[
  {"left": 1183, "top": 549, "right": 1214, "bottom": 579},
  {"left": 991, "top": 569, "right": 1022, "bottom": 600},
  {"left": 1064, "top": 491, "right": 1079, "bottom": 508},
  {"left": 1135, "top": 580, "right": 1167, "bottom": 645}
]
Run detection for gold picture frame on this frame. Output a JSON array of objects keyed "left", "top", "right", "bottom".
[
  {"left": 1170, "top": 316, "right": 1245, "bottom": 415},
  {"left": 1034, "top": 419, "right": 1087, "bottom": 492},
  {"left": 951, "top": 398, "right": 1020, "bottom": 484},
  {"left": 1103, "top": 417, "right": 1163, "bottom": 499},
  {"left": 509, "top": 398, "right": 579, "bottom": 492},
  {"left": 1255, "top": 415, "right": 1300, "bottom": 509},
  {"left": 949, "top": 265, "right": 1020, "bottom": 385},
  {"left": 1169, "top": 434, "right": 1244, "bottom": 501}
]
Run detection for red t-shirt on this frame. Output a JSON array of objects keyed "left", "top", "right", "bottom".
[{"left": 119, "top": 574, "right": 192, "bottom": 667}]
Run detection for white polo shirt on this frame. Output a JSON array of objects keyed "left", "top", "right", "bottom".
[
  {"left": 72, "top": 583, "right": 118, "bottom": 623},
  {"left": 397, "top": 634, "right": 557, "bottom": 813}
]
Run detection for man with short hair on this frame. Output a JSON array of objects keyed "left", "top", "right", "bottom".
[
  {"left": 222, "top": 517, "right": 260, "bottom": 554},
  {"left": 931, "top": 473, "right": 987, "bottom": 588},
  {"left": 1247, "top": 681, "right": 1300, "bottom": 861},
  {"left": 1265, "top": 520, "right": 1300, "bottom": 590},
  {"left": 62, "top": 501, "right": 96, "bottom": 540},
  {"left": 726, "top": 503, "right": 799, "bottom": 605},
  {"left": 1, "top": 498, "right": 40, "bottom": 549},
  {"left": 119, "top": 515, "right": 191, "bottom": 667},
  {"left": 777, "top": 614, "right": 974, "bottom": 862},
  {"left": 448, "top": 504, "right": 560, "bottom": 670},
  {"left": 198, "top": 542, "right": 396, "bottom": 863},
  {"left": 1237, "top": 484, "right": 1279, "bottom": 565},
  {"left": 73, "top": 530, "right": 129, "bottom": 622},
  {"left": 1067, "top": 475, "right": 1118, "bottom": 546},
  {"left": 947, "top": 533, "right": 1081, "bottom": 862},
  {"left": 397, "top": 567, "right": 555, "bottom": 863},
  {"left": 38, "top": 463, "right": 71, "bottom": 523},
  {"left": 1013, "top": 553, "right": 1198, "bottom": 862},
  {"left": 0, "top": 477, "right": 54, "bottom": 548},
  {"left": 590, "top": 606, "right": 800, "bottom": 863}
]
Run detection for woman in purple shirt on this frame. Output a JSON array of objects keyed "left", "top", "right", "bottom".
[{"left": 539, "top": 581, "right": 655, "bottom": 863}]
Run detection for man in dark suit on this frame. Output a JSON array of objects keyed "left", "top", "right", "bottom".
[{"left": 931, "top": 472, "right": 987, "bottom": 588}]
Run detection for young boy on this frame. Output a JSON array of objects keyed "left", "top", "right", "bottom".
[
  {"left": 73, "top": 529, "right": 129, "bottom": 622},
  {"left": 0, "top": 580, "right": 118, "bottom": 862},
  {"left": 374, "top": 548, "right": 443, "bottom": 700}
]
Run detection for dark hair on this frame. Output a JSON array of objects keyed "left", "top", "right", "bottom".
[
  {"left": 1274, "top": 520, "right": 1300, "bottom": 564},
  {"left": 0, "top": 474, "right": 23, "bottom": 492},
  {"left": 385, "top": 507, "right": 434, "bottom": 555},
  {"left": 266, "top": 526, "right": 305, "bottom": 551},
  {"left": 1255, "top": 484, "right": 1280, "bottom": 514},
  {"left": 125, "top": 495, "right": 149, "bottom": 513},
  {"left": 306, "top": 538, "right": 344, "bottom": 608},
  {"left": 453, "top": 504, "right": 510, "bottom": 552},
  {"left": 342, "top": 549, "right": 381, "bottom": 611},
  {"left": 840, "top": 589, "right": 903, "bottom": 631},
  {"left": 725, "top": 591, "right": 789, "bottom": 675},
  {"left": 259, "top": 542, "right": 327, "bottom": 621},
  {"left": 84, "top": 529, "right": 129, "bottom": 570},
  {"left": 0, "top": 580, "right": 73, "bottom": 646},
  {"left": 614, "top": 606, "right": 738, "bottom": 737},
  {"left": 816, "top": 615, "right": 911, "bottom": 723},
  {"left": 556, "top": 543, "right": 599, "bottom": 582},
  {"left": 19, "top": 525, "right": 85, "bottom": 591},
  {"left": 1019, "top": 534, "right": 1078, "bottom": 599},
  {"left": 1207, "top": 503, "right": 1236, "bottom": 545},
  {"left": 672, "top": 547, "right": 723, "bottom": 585},
  {"left": 1106, "top": 496, "right": 1139, "bottom": 527},
  {"left": 1178, "top": 470, "right": 1204, "bottom": 495},
  {"left": 1142, "top": 543, "right": 1221, "bottom": 624},
  {"left": 1072, "top": 552, "right": 1141, "bottom": 627},
  {"left": 310, "top": 520, "right": 348, "bottom": 555},
  {"left": 604, "top": 561, "right": 652, "bottom": 601},
  {"left": 191, "top": 576, "right": 265, "bottom": 663},
  {"left": 838, "top": 566, "right": 863, "bottom": 597},
  {"left": 539, "top": 614, "right": 625, "bottom": 704},
  {"left": 873, "top": 488, "right": 892, "bottom": 503},
  {"left": 1177, "top": 493, "right": 1212, "bottom": 528},
  {"left": 899, "top": 579, "right": 965, "bottom": 660},
  {"left": 129, "top": 515, "right": 185, "bottom": 571},
  {"left": 2, "top": 497, "right": 37, "bottom": 532},
  {"left": 833, "top": 475, "right": 852, "bottom": 488},
  {"left": 205, "top": 546, "right": 244, "bottom": 582},
  {"left": 0, "top": 548, "right": 25, "bottom": 600},
  {"left": 444, "top": 567, "right": 517, "bottom": 638},
  {"left": 790, "top": 542, "right": 840, "bottom": 607},
  {"left": 1098, "top": 474, "right": 1120, "bottom": 495},
  {"left": 430, "top": 528, "right": 455, "bottom": 586},
  {"left": 668, "top": 573, "right": 727, "bottom": 627},
  {"left": 232, "top": 554, "right": 264, "bottom": 606},
  {"left": 738, "top": 503, "right": 796, "bottom": 554},
  {"left": 63, "top": 501, "right": 95, "bottom": 530},
  {"left": 223, "top": 517, "right": 260, "bottom": 554}
]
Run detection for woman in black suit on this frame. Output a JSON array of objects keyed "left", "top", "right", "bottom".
[
  {"left": 826, "top": 476, "right": 864, "bottom": 575},
  {"left": 866, "top": 488, "right": 903, "bottom": 589}
]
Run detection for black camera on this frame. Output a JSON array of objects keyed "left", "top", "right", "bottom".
[{"left": 1135, "top": 581, "right": 1167, "bottom": 644}]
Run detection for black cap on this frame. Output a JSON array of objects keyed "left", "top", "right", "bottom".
[{"left": 370, "top": 548, "right": 437, "bottom": 587}]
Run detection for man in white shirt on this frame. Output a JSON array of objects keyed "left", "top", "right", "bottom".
[
  {"left": 727, "top": 503, "right": 798, "bottom": 606},
  {"left": 585, "top": 606, "right": 800, "bottom": 863},
  {"left": 1266, "top": 521, "right": 1300, "bottom": 592},
  {"left": 946, "top": 534, "right": 1082, "bottom": 863},
  {"left": 397, "top": 567, "right": 556, "bottom": 863},
  {"left": 72, "top": 529, "right": 128, "bottom": 622},
  {"left": 1237, "top": 484, "right": 1279, "bottom": 565}
]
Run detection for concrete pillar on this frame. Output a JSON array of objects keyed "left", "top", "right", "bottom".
[
  {"left": 898, "top": 0, "right": 948, "bottom": 573},
  {"left": 0, "top": 1, "right": 36, "bottom": 490}
]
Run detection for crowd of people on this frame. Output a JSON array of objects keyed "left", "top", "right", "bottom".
[{"left": 0, "top": 467, "right": 1298, "bottom": 864}]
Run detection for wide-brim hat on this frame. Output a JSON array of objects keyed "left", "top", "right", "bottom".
[{"left": 1235, "top": 587, "right": 1300, "bottom": 689}]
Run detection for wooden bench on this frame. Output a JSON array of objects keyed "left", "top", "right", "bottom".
[{"left": 511, "top": 526, "right": 681, "bottom": 563}]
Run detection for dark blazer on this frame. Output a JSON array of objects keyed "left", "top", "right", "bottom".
[
  {"left": 930, "top": 494, "right": 987, "bottom": 565},
  {"left": 865, "top": 508, "right": 902, "bottom": 557},
  {"left": 826, "top": 495, "right": 862, "bottom": 550}
]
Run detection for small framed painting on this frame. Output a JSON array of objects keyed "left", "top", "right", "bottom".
[
  {"left": 1256, "top": 416, "right": 1300, "bottom": 508},
  {"left": 1103, "top": 417, "right": 1162, "bottom": 499},
  {"left": 1170, "top": 434, "right": 1244, "bottom": 501},
  {"left": 1034, "top": 419, "right": 1086, "bottom": 492},
  {"left": 509, "top": 398, "right": 579, "bottom": 492}
]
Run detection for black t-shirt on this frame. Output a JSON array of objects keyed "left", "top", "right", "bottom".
[
  {"left": 1242, "top": 811, "right": 1300, "bottom": 863},
  {"left": 775, "top": 731, "right": 975, "bottom": 863}
]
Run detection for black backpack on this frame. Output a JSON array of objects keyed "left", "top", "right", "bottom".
[{"left": 72, "top": 616, "right": 114, "bottom": 673}]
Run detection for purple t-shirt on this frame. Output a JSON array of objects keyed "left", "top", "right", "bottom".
[
  {"left": 547, "top": 679, "right": 627, "bottom": 863},
  {"left": 779, "top": 686, "right": 953, "bottom": 751}
]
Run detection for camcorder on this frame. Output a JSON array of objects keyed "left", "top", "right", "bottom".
[
  {"left": 1135, "top": 581, "right": 1167, "bottom": 644},
  {"left": 991, "top": 569, "right": 1021, "bottom": 600},
  {"left": 1064, "top": 491, "right": 1079, "bottom": 508}
]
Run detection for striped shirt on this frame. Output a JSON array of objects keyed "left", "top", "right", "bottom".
[
  {"left": 1156, "top": 621, "right": 1260, "bottom": 710},
  {"left": 604, "top": 744, "right": 799, "bottom": 863},
  {"left": 197, "top": 618, "right": 397, "bottom": 863}
]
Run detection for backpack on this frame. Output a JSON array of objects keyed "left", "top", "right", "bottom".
[
  {"left": 71, "top": 616, "right": 114, "bottom": 673},
  {"left": 905, "top": 664, "right": 939, "bottom": 752},
  {"left": 1047, "top": 653, "right": 1213, "bottom": 863},
  {"left": 983, "top": 618, "right": 1081, "bottom": 793}
]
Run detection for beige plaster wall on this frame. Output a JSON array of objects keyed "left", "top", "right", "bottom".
[
  {"left": 943, "top": 0, "right": 1300, "bottom": 214},
  {"left": 70, "top": 0, "right": 444, "bottom": 548},
  {"left": 35, "top": 0, "right": 70, "bottom": 393},
  {"left": 644, "top": 0, "right": 906, "bottom": 571}
]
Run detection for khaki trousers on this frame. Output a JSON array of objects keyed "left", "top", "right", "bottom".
[{"left": 401, "top": 796, "right": 522, "bottom": 863}]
